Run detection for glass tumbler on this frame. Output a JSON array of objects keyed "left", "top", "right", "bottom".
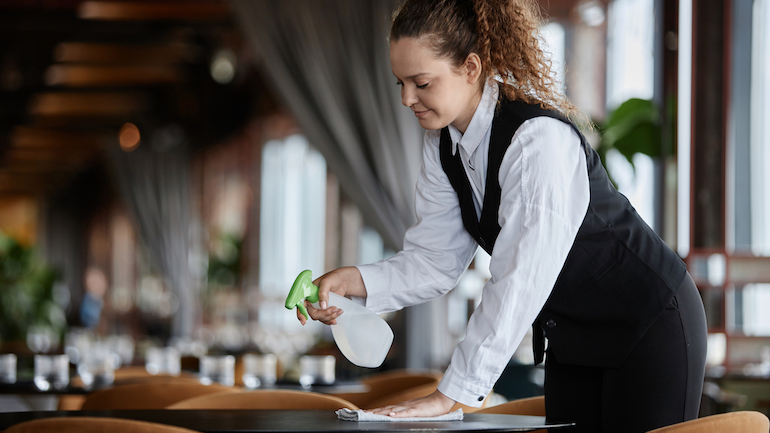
[
  {"left": 298, "top": 355, "right": 335, "bottom": 388},
  {"left": 241, "top": 353, "right": 277, "bottom": 389},
  {"left": 0, "top": 354, "right": 17, "bottom": 384},
  {"left": 77, "top": 347, "right": 116, "bottom": 388},
  {"left": 34, "top": 354, "right": 69, "bottom": 391},
  {"left": 199, "top": 355, "right": 235, "bottom": 386},
  {"left": 145, "top": 346, "right": 181, "bottom": 376}
]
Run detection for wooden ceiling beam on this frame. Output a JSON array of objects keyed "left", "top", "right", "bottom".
[
  {"left": 0, "top": 172, "right": 72, "bottom": 192},
  {"left": 4, "top": 148, "right": 98, "bottom": 161},
  {"left": 54, "top": 41, "right": 203, "bottom": 64},
  {"left": 78, "top": 1, "right": 230, "bottom": 21},
  {"left": 45, "top": 64, "right": 181, "bottom": 86},
  {"left": 11, "top": 126, "right": 110, "bottom": 149},
  {"left": 28, "top": 91, "right": 148, "bottom": 118},
  {"left": 0, "top": 161, "right": 91, "bottom": 173}
]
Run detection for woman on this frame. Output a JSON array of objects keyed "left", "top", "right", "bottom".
[{"left": 298, "top": 1, "right": 707, "bottom": 431}]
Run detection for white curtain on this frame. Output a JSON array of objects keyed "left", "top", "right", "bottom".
[
  {"left": 230, "top": 0, "right": 423, "bottom": 251},
  {"left": 106, "top": 126, "right": 200, "bottom": 338},
  {"left": 231, "top": 0, "right": 451, "bottom": 369}
]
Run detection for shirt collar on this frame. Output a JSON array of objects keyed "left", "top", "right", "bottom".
[{"left": 447, "top": 79, "right": 499, "bottom": 155}]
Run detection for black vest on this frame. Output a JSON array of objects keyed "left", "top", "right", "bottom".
[{"left": 439, "top": 100, "right": 686, "bottom": 368}]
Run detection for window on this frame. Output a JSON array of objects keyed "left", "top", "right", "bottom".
[
  {"left": 691, "top": 0, "right": 770, "bottom": 376},
  {"left": 540, "top": 21, "right": 566, "bottom": 93},
  {"left": 750, "top": 0, "right": 770, "bottom": 256},
  {"left": 605, "top": 0, "right": 656, "bottom": 227},
  {"left": 257, "top": 135, "right": 327, "bottom": 348},
  {"left": 259, "top": 134, "right": 327, "bottom": 296}
]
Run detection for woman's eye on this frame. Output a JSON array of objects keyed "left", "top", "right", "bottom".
[
  {"left": 396, "top": 81, "right": 403, "bottom": 87},
  {"left": 416, "top": 83, "right": 428, "bottom": 89}
]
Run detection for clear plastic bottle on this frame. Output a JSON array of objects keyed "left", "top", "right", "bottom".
[{"left": 286, "top": 270, "right": 394, "bottom": 368}]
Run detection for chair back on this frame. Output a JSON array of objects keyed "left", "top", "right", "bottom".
[
  {"left": 475, "top": 395, "right": 545, "bottom": 416},
  {"left": 364, "top": 382, "right": 489, "bottom": 413},
  {"left": 56, "top": 395, "right": 87, "bottom": 411},
  {"left": 329, "top": 369, "right": 442, "bottom": 407},
  {"left": 646, "top": 411, "right": 770, "bottom": 433},
  {"left": 114, "top": 375, "right": 204, "bottom": 387},
  {"left": 166, "top": 389, "right": 359, "bottom": 410},
  {"left": 113, "top": 366, "right": 198, "bottom": 383},
  {"left": 4, "top": 417, "right": 199, "bottom": 433},
  {"left": 80, "top": 382, "right": 240, "bottom": 410}
]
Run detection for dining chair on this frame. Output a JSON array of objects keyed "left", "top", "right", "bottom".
[
  {"left": 58, "top": 375, "right": 206, "bottom": 411},
  {"left": 80, "top": 382, "right": 241, "bottom": 410},
  {"left": 3, "top": 416, "right": 200, "bottom": 433},
  {"left": 363, "top": 382, "right": 491, "bottom": 413},
  {"left": 56, "top": 394, "right": 87, "bottom": 411},
  {"left": 473, "top": 395, "right": 546, "bottom": 433},
  {"left": 645, "top": 411, "right": 770, "bottom": 433},
  {"left": 166, "top": 389, "right": 359, "bottom": 410},
  {"left": 329, "top": 369, "right": 443, "bottom": 408},
  {"left": 113, "top": 374, "right": 204, "bottom": 387},
  {"left": 113, "top": 366, "right": 198, "bottom": 382},
  {"left": 474, "top": 395, "right": 545, "bottom": 416},
  {"left": 231, "top": 354, "right": 282, "bottom": 388},
  {"left": 70, "top": 367, "right": 198, "bottom": 389}
]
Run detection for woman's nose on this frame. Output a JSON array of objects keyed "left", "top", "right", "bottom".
[{"left": 401, "top": 86, "right": 418, "bottom": 107}]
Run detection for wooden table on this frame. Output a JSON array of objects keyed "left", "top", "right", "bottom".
[{"left": 0, "top": 409, "right": 575, "bottom": 432}]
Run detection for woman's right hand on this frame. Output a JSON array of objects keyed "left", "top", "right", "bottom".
[{"left": 296, "top": 266, "right": 367, "bottom": 326}]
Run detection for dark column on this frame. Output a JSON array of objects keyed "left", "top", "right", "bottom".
[
  {"left": 653, "top": 0, "right": 679, "bottom": 245},
  {"left": 690, "top": 0, "right": 729, "bottom": 250}
]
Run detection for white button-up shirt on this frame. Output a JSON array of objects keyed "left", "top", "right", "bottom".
[{"left": 356, "top": 80, "right": 590, "bottom": 407}]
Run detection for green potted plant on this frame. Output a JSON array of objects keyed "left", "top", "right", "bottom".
[
  {"left": 594, "top": 98, "right": 667, "bottom": 186},
  {"left": 0, "top": 232, "right": 66, "bottom": 353}
]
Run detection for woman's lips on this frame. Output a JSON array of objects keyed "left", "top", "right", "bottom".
[{"left": 414, "top": 110, "right": 429, "bottom": 118}]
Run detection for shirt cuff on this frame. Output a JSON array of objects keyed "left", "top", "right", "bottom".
[
  {"left": 437, "top": 367, "right": 491, "bottom": 407},
  {"left": 355, "top": 263, "right": 394, "bottom": 314}
]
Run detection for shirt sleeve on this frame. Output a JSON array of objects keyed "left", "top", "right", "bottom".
[
  {"left": 355, "top": 130, "right": 479, "bottom": 315},
  {"left": 437, "top": 117, "right": 590, "bottom": 406}
]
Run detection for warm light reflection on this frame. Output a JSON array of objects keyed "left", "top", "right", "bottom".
[{"left": 119, "top": 122, "right": 141, "bottom": 151}]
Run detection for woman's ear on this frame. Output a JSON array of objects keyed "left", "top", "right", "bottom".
[{"left": 464, "top": 53, "right": 482, "bottom": 84}]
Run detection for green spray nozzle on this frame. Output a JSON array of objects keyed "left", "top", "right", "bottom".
[{"left": 285, "top": 270, "right": 320, "bottom": 320}]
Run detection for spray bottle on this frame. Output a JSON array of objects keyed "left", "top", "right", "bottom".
[{"left": 285, "top": 270, "right": 393, "bottom": 368}]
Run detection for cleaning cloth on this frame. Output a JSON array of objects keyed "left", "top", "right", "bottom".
[{"left": 336, "top": 408, "right": 464, "bottom": 422}]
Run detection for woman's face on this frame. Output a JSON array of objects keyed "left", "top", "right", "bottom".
[{"left": 390, "top": 37, "right": 482, "bottom": 132}]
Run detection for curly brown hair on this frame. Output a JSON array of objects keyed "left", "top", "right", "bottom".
[{"left": 390, "top": 0, "right": 577, "bottom": 119}]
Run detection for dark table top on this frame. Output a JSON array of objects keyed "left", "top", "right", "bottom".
[
  {"left": 0, "top": 380, "right": 91, "bottom": 395},
  {"left": 0, "top": 380, "right": 368, "bottom": 396},
  {"left": 0, "top": 409, "right": 575, "bottom": 432}
]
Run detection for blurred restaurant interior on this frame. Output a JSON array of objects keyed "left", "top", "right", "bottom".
[{"left": 0, "top": 0, "right": 769, "bottom": 419}]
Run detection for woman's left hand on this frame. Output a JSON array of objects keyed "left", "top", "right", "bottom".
[{"left": 364, "top": 390, "right": 456, "bottom": 418}]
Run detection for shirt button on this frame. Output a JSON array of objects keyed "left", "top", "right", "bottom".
[
  {"left": 546, "top": 319, "right": 557, "bottom": 328},
  {"left": 477, "top": 396, "right": 484, "bottom": 402}
]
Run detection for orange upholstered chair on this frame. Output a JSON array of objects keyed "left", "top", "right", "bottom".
[
  {"left": 112, "top": 366, "right": 198, "bottom": 382},
  {"left": 473, "top": 395, "right": 546, "bottom": 433},
  {"left": 363, "top": 381, "right": 490, "bottom": 413},
  {"left": 646, "top": 411, "right": 770, "bottom": 433},
  {"left": 166, "top": 389, "right": 358, "bottom": 410},
  {"left": 4, "top": 417, "right": 199, "bottom": 433},
  {"left": 474, "top": 395, "right": 545, "bottom": 416},
  {"left": 329, "top": 369, "right": 442, "bottom": 408},
  {"left": 80, "top": 382, "right": 240, "bottom": 410}
]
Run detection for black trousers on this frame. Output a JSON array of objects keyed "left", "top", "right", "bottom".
[{"left": 544, "top": 273, "right": 708, "bottom": 433}]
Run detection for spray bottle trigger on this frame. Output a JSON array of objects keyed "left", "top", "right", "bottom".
[
  {"left": 285, "top": 269, "right": 320, "bottom": 321},
  {"left": 297, "top": 302, "right": 309, "bottom": 321}
]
